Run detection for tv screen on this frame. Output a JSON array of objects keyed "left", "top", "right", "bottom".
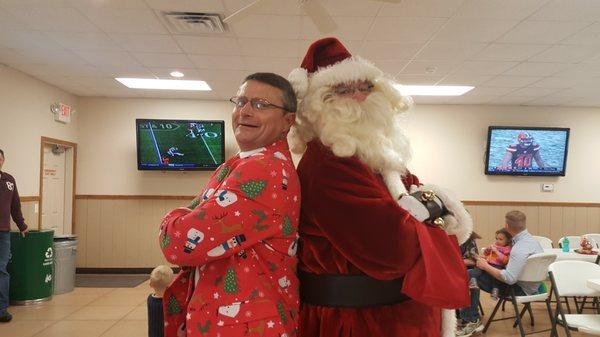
[
  {"left": 136, "top": 119, "right": 225, "bottom": 171},
  {"left": 485, "top": 126, "right": 570, "bottom": 176}
]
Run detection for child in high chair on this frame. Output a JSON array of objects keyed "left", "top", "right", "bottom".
[
  {"left": 148, "top": 265, "right": 174, "bottom": 337},
  {"left": 469, "top": 228, "right": 513, "bottom": 300}
]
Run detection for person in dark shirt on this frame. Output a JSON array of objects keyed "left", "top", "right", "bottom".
[
  {"left": 0, "top": 149, "right": 29, "bottom": 323},
  {"left": 497, "top": 133, "right": 545, "bottom": 170},
  {"left": 147, "top": 265, "right": 173, "bottom": 337}
]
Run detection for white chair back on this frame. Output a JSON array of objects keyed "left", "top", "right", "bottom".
[
  {"left": 548, "top": 260, "right": 600, "bottom": 297},
  {"left": 558, "top": 235, "right": 582, "bottom": 248},
  {"left": 518, "top": 253, "right": 557, "bottom": 282},
  {"left": 532, "top": 235, "right": 553, "bottom": 249},
  {"left": 584, "top": 234, "right": 600, "bottom": 248}
]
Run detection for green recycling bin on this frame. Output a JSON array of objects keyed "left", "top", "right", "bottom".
[{"left": 7, "top": 229, "right": 55, "bottom": 304}]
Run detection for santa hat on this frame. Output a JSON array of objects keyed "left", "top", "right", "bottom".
[{"left": 289, "top": 37, "right": 383, "bottom": 99}]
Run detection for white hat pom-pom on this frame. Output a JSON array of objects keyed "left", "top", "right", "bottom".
[{"left": 288, "top": 67, "right": 309, "bottom": 99}]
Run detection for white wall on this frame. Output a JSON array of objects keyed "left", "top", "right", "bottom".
[
  {"left": 0, "top": 65, "right": 79, "bottom": 196},
  {"left": 76, "top": 97, "right": 237, "bottom": 195},
  {"left": 404, "top": 105, "right": 600, "bottom": 202}
]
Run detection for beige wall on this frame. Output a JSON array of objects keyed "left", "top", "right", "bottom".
[
  {"left": 403, "top": 105, "right": 600, "bottom": 203},
  {"left": 0, "top": 65, "right": 79, "bottom": 196},
  {"left": 76, "top": 97, "right": 237, "bottom": 196}
]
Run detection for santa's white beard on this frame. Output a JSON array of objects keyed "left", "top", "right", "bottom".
[{"left": 291, "top": 85, "right": 412, "bottom": 176}]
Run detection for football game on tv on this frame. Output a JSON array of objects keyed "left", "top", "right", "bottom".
[
  {"left": 136, "top": 119, "right": 225, "bottom": 171},
  {"left": 485, "top": 126, "right": 570, "bottom": 176}
]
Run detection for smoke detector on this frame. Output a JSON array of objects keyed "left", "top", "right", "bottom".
[{"left": 159, "top": 12, "right": 226, "bottom": 34}]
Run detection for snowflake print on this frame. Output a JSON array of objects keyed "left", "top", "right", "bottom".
[
  {"left": 213, "top": 292, "right": 219, "bottom": 299},
  {"left": 267, "top": 320, "right": 275, "bottom": 328},
  {"left": 186, "top": 313, "right": 192, "bottom": 320},
  {"left": 270, "top": 170, "right": 277, "bottom": 177},
  {"left": 174, "top": 231, "right": 181, "bottom": 238},
  {"left": 217, "top": 320, "right": 224, "bottom": 326},
  {"left": 170, "top": 254, "right": 178, "bottom": 261},
  {"left": 293, "top": 195, "right": 298, "bottom": 202},
  {"left": 245, "top": 310, "right": 253, "bottom": 318},
  {"left": 243, "top": 266, "right": 250, "bottom": 273},
  {"left": 234, "top": 211, "right": 241, "bottom": 216},
  {"left": 272, "top": 193, "right": 278, "bottom": 199}
]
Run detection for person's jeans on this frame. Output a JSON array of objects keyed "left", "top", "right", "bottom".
[
  {"left": 0, "top": 232, "right": 10, "bottom": 314},
  {"left": 459, "top": 267, "right": 526, "bottom": 323}
]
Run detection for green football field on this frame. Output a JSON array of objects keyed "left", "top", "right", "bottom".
[{"left": 138, "top": 121, "right": 223, "bottom": 167}]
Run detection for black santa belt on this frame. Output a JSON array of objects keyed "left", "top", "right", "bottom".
[{"left": 299, "top": 270, "right": 410, "bottom": 308}]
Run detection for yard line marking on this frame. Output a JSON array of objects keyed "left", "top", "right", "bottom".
[
  {"left": 200, "top": 132, "right": 217, "bottom": 164},
  {"left": 148, "top": 122, "right": 162, "bottom": 163}
]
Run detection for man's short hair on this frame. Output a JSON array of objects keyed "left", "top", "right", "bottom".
[
  {"left": 244, "top": 72, "right": 297, "bottom": 113},
  {"left": 0, "top": 149, "right": 4, "bottom": 157},
  {"left": 505, "top": 210, "right": 527, "bottom": 232}
]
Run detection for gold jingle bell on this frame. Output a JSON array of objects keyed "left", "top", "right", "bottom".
[
  {"left": 433, "top": 217, "right": 446, "bottom": 229},
  {"left": 420, "top": 190, "right": 436, "bottom": 202}
]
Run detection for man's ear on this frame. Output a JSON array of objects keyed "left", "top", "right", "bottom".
[{"left": 283, "top": 112, "right": 296, "bottom": 132}]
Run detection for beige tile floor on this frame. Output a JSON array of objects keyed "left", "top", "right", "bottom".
[{"left": 0, "top": 281, "right": 593, "bottom": 337}]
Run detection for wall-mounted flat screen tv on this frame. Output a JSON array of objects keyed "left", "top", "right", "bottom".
[
  {"left": 136, "top": 119, "right": 225, "bottom": 171},
  {"left": 485, "top": 126, "right": 570, "bottom": 176}
]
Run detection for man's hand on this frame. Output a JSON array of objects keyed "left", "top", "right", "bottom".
[
  {"left": 476, "top": 257, "right": 490, "bottom": 271},
  {"left": 21, "top": 227, "right": 29, "bottom": 238}
]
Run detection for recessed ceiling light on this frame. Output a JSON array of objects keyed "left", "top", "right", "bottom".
[
  {"left": 395, "top": 84, "right": 474, "bottom": 96},
  {"left": 170, "top": 71, "right": 184, "bottom": 78},
  {"left": 115, "top": 78, "right": 211, "bottom": 91}
]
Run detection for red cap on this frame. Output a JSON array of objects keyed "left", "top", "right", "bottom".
[{"left": 300, "top": 37, "right": 352, "bottom": 74}]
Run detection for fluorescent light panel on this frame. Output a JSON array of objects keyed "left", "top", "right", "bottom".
[
  {"left": 115, "top": 78, "right": 211, "bottom": 91},
  {"left": 395, "top": 84, "right": 474, "bottom": 96}
]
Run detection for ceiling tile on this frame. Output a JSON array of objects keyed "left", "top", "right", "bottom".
[
  {"left": 483, "top": 75, "right": 543, "bottom": 87},
  {"left": 45, "top": 32, "right": 121, "bottom": 51},
  {"left": 448, "top": 94, "right": 499, "bottom": 104},
  {"left": 503, "top": 62, "right": 569, "bottom": 76},
  {"left": 529, "top": 76, "right": 582, "bottom": 89},
  {"left": 320, "top": 0, "right": 382, "bottom": 17},
  {"left": 109, "top": 34, "right": 181, "bottom": 53},
  {"left": 562, "top": 22, "right": 600, "bottom": 45},
  {"left": 9, "top": 63, "right": 104, "bottom": 77},
  {"left": 244, "top": 57, "right": 297, "bottom": 74},
  {"left": 0, "top": 7, "right": 27, "bottom": 30},
  {"left": 0, "top": 30, "right": 65, "bottom": 51},
  {"left": 525, "top": 95, "right": 579, "bottom": 106},
  {"left": 4, "top": 6, "right": 99, "bottom": 32},
  {"left": 174, "top": 36, "right": 240, "bottom": 55},
  {"left": 378, "top": 0, "right": 463, "bottom": 18},
  {"left": 144, "top": 0, "right": 224, "bottom": 12},
  {"left": 488, "top": 96, "right": 536, "bottom": 105},
  {"left": 131, "top": 52, "right": 194, "bottom": 68},
  {"left": 367, "top": 17, "right": 447, "bottom": 43},
  {"left": 454, "top": 0, "right": 549, "bottom": 20},
  {"left": 75, "top": 50, "right": 142, "bottom": 67},
  {"left": 229, "top": 15, "right": 301, "bottom": 39},
  {"left": 67, "top": 0, "right": 147, "bottom": 9},
  {"left": 498, "top": 20, "right": 591, "bottom": 44},
  {"left": 399, "top": 60, "right": 459, "bottom": 77},
  {"left": 438, "top": 73, "right": 494, "bottom": 86},
  {"left": 357, "top": 41, "right": 422, "bottom": 61},
  {"left": 0, "top": 0, "right": 72, "bottom": 6},
  {"left": 223, "top": 0, "right": 302, "bottom": 16},
  {"left": 189, "top": 54, "right": 246, "bottom": 70},
  {"left": 97, "top": 65, "right": 154, "bottom": 78},
  {"left": 528, "top": 44, "right": 600, "bottom": 63},
  {"left": 530, "top": 0, "right": 600, "bottom": 21},
  {"left": 301, "top": 16, "right": 374, "bottom": 41},
  {"left": 394, "top": 75, "right": 445, "bottom": 85},
  {"left": 148, "top": 67, "right": 202, "bottom": 79},
  {"left": 455, "top": 61, "right": 519, "bottom": 75},
  {"left": 506, "top": 86, "right": 561, "bottom": 97},
  {"left": 194, "top": 69, "right": 249, "bottom": 83},
  {"left": 360, "top": 59, "right": 407, "bottom": 76},
  {"left": 8, "top": 50, "right": 88, "bottom": 65},
  {"left": 471, "top": 43, "right": 550, "bottom": 61},
  {"left": 79, "top": 8, "right": 168, "bottom": 34},
  {"left": 238, "top": 38, "right": 298, "bottom": 58},
  {"left": 467, "top": 86, "right": 518, "bottom": 96},
  {"left": 416, "top": 42, "right": 487, "bottom": 61},
  {"left": 433, "top": 18, "right": 519, "bottom": 42}
]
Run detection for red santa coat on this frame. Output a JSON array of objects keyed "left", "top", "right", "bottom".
[
  {"left": 297, "top": 141, "right": 470, "bottom": 337},
  {"left": 159, "top": 140, "right": 300, "bottom": 337}
]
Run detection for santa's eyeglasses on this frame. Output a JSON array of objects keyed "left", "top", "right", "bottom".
[
  {"left": 230, "top": 96, "right": 290, "bottom": 112},
  {"left": 331, "top": 81, "right": 375, "bottom": 96}
]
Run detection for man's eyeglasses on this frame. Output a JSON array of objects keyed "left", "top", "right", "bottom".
[
  {"left": 332, "top": 82, "right": 374, "bottom": 96},
  {"left": 229, "top": 96, "right": 288, "bottom": 112}
]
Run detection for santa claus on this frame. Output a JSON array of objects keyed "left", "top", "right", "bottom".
[{"left": 288, "top": 37, "right": 472, "bottom": 337}]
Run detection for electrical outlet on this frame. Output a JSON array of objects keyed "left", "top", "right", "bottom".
[
  {"left": 34, "top": 203, "right": 38, "bottom": 213},
  {"left": 541, "top": 183, "right": 554, "bottom": 192}
]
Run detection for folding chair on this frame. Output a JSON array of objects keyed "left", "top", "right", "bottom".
[
  {"left": 585, "top": 234, "right": 600, "bottom": 249},
  {"left": 482, "top": 252, "right": 557, "bottom": 337},
  {"left": 532, "top": 235, "right": 553, "bottom": 249},
  {"left": 558, "top": 236, "right": 582, "bottom": 249},
  {"left": 548, "top": 260, "right": 600, "bottom": 337}
]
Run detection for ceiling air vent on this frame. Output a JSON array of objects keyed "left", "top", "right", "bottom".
[{"left": 160, "top": 12, "right": 226, "bottom": 34}]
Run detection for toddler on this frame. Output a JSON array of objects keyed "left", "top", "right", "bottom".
[
  {"left": 148, "top": 265, "right": 174, "bottom": 337},
  {"left": 469, "top": 228, "right": 512, "bottom": 300}
]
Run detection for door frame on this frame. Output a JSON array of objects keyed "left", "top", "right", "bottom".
[{"left": 38, "top": 136, "right": 77, "bottom": 233}]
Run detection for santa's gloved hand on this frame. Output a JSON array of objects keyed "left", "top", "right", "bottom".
[
  {"left": 418, "top": 184, "right": 473, "bottom": 244},
  {"left": 397, "top": 190, "right": 447, "bottom": 225}
]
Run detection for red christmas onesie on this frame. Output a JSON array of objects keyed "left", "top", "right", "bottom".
[
  {"left": 297, "top": 141, "right": 470, "bottom": 337},
  {"left": 159, "top": 140, "right": 300, "bottom": 337}
]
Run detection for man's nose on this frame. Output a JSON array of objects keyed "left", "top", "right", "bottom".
[{"left": 239, "top": 102, "right": 254, "bottom": 116}]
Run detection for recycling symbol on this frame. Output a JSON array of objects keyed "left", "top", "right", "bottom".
[{"left": 45, "top": 247, "right": 53, "bottom": 259}]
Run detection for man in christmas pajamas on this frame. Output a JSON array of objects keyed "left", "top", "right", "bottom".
[
  {"left": 159, "top": 73, "right": 299, "bottom": 337},
  {"left": 288, "top": 38, "right": 472, "bottom": 337}
]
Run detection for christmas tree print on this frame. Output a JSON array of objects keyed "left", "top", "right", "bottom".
[
  {"left": 196, "top": 320, "right": 211, "bottom": 335},
  {"left": 268, "top": 262, "right": 278, "bottom": 272},
  {"left": 160, "top": 233, "right": 170, "bottom": 248},
  {"left": 167, "top": 294, "right": 182, "bottom": 315},
  {"left": 239, "top": 180, "right": 267, "bottom": 199},
  {"left": 252, "top": 209, "right": 269, "bottom": 231},
  {"left": 277, "top": 301, "right": 288, "bottom": 324},
  {"left": 195, "top": 210, "right": 206, "bottom": 220},
  {"left": 223, "top": 268, "right": 239, "bottom": 294},
  {"left": 215, "top": 166, "right": 231, "bottom": 182},
  {"left": 282, "top": 216, "right": 293, "bottom": 236},
  {"left": 249, "top": 289, "right": 260, "bottom": 300}
]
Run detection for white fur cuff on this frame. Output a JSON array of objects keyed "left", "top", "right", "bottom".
[{"left": 288, "top": 67, "right": 309, "bottom": 99}]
